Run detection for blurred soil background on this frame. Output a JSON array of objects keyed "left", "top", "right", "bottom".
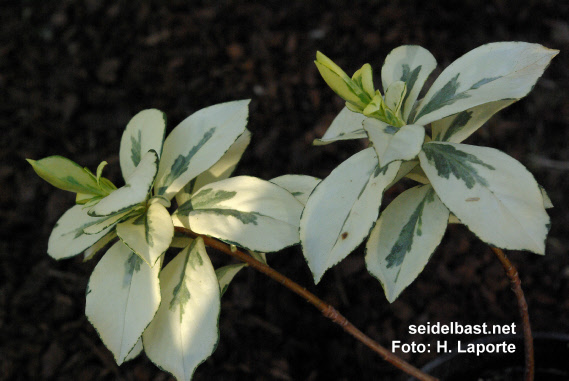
[{"left": 2, "top": 1, "right": 569, "bottom": 380}]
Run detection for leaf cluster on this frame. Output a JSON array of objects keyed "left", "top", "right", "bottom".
[{"left": 27, "top": 41, "right": 557, "bottom": 380}]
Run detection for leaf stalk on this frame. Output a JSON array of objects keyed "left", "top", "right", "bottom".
[{"left": 174, "top": 226, "right": 438, "bottom": 381}]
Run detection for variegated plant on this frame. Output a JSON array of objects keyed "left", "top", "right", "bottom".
[
  {"left": 28, "top": 101, "right": 316, "bottom": 381},
  {"left": 27, "top": 42, "right": 558, "bottom": 381},
  {"left": 302, "top": 42, "right": 557, "bottom": 302}
]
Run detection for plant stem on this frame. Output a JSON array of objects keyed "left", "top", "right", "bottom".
[
  {"left": 490, "top": 247, "right": 534, "bottom": 381},
  {"left": 175, "top": 226, "right": 437, "bottom": 381}
]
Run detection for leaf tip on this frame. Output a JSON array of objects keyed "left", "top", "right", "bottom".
[
  {"left": 312, "top": 272, "right": 323, "bottom": 285},
  {"left": 385, "top": 292, "right": 397, "bottom": 304},
  {"left": 306, "top": 260, "right": 325, "bottom": 284}
]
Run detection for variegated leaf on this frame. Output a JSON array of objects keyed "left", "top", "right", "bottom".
[
  {"left": 384, "top": 80, "right": 407, "bottom": 116},
  {"left": 124, "top": 339, "right": 143, "bottom": 362},
  {"left": 86, "top": 241, "right": 161, "bottom": 364},
  {"left": 120, "top": 109, "right": 167, "bottom": 179},
  {"left": 313, "top": 107, "right": 367, "bottom": 145},
  {"left": 216, "top": 263, "right": 247, "bottom": 296},
  {"left": 83, "top": 208, "right": 139, "bottom": 235},
  {"left": 75, "top": 193, "right": 102, "bottom": 205},
  {"left": 412, "top": 42, "right": 558, "bottom": 125},
  {"left": 171, "top": 214, "right": 194, "bottom": 248},
  {"left": 116, "top": 201, "right": 174, "bottom": 266},
  {"left": 387, "top": 160, "right": 420, "bottom": 188},
  {"left": 84, "top": 231, "right": 117, "bottom": 261},
  {"left": 431, "top": 100, "right": 515, "bottom": 143},
  {"left": 300, "top": 148, "right": 400, "bottom": 283},
  {"left": 448, "top": 214, "right": 461, "bottom": 224},
  {"left": 170, "top": 233, "right": 194, "bottom": 249},
  {"left": 143, "top": 238, "right": 220, "bottom": 381},
  {"left": 150, "top": 195, "right": 171, "bottom": 208},
  {"left": 419, "top": 142, "right": 549, "bottom": 254},
  {"left": 381, "top": 45, "right": 437, "bottom": 122},
  {"left": 176, "top": 176, "right": 303, "bottom": 252},
  {"left": 363, "top": 119, "right": 425, "bottom": 167},
  {"left": 154, "top": 100, "right": 250, "bottom": 200},
  {"left": 175, "top": 129, "right": 251, "bottom": 207},
  {"left": 366, "top": 185, "right": 449, "bottom": 302},
  {"left": 249, "top": 250, "right": 267, "bottom": 264},
  {"left": 48, "top": 205, "right": 117, "bottom": 260},
  {"left": 540, "top": 185, "right": 553, "bottom": 209},
  {"left": 90, "top": 150, "right": 158, "bottom": 217},
  {"left": 27, "top": 156, "right": 110, "bottom": 197},
  {"left": 193, "top": 128, "right": 251, "bottom": 192},
  {"left": 270, "top": 175, "right": 321, "bottom": 205},
  {"left": 351, "top": 63, "right": 375, "bottom": 99},
  {"left": 405, "top": 164, "right": 430, "bottom": 184},
  {"left": 314, "top": 52, "right": 369, "bottom": 109}
]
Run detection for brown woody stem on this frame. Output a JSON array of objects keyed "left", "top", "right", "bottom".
[
  {"left": 490, "top": 247, "right": 534, "bottom": 381},
  {"left": 175, "top": 226, "right": 437, "bottom": 381}
]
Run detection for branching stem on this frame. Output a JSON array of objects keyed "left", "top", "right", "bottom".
[
  {"left": 490, "top": 247, "right": 534, "bottom": 381},
  {"left": 175, "top": 226, "right": 437, "bottom": 381}
]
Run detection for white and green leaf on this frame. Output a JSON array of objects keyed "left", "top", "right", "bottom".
[
  {"left": 116, "top": 201, "right": 174, "bottom": 267},
  {"left": 84, "top": 231, "right": 117, "bottom": 262},
  {"left": 366, "top": 185, "right": 449, "bottom": 302},
  {"left": 448, "top": 213, "right": 461, "bottom": 224},
  {"left": 176, "top": 176, "right": 303, "bottom": 252},
  {"left": 419, "top": 142, "right": 549, "bottom": 254},
  {"left": 313, "top": 107, "right": 368, "bottom": 145},
  {"left": 363, "top": 119, "right": 425, "bottom": 167},
  {"left": 384, "top": 80, "right": 407, "bottom": 117},
  {"left": 249, "top": 250, "right": 267, "bottom": 264},
  {"left": 540, "top": 185, "right": 553, "bottom": 209},
  {"left": 48, "top": 205, "right": 117, "bottom": 260},
  {"left": 120, "top": 109, "right": 167, "bottom": 179},
  {"left": 216, "top": 263, "right": 247, "bottom": 296},
  {"left": 386, "top": 160, "right": 419, "bottom": 188},
  {"left": 27, "top": 156, "right": 110, "bottom": 197},
  {"left": 270, "top": 174, "right": 321, "bottom": 205},
  {"left": 170, "top": 233, "right": 194, "bottom": 249},
  {"left": 351, "top": 63, "right": 375, "bottom": 99},
  {"left": 143, "top": 238, "right": 220, "bottom": 381},
  {"left": 149, "top": 194, "right": 171, "bottom": 208},
  {"left": 75, "top": 193, "right": 102, "bottom": 205},
  {"left": 175, "top": 129, "right": 251, "bottom": 207},
  {"left": 154, "top": 100, "right": 250, "bottom": 200},
  {"left": 90, "top": 150, "right": 159, "bottom": 217},
  {"left": 171, "top": 213, "right": 194, "bottom": 248},
  {"left": 381, "top": 45, "right": 437, "bottom": 122},
  {"left": 83, "top": 208, "right": 139, "bottom": 235},
  {"left": 405, "top": 164, "right": 430, "bottom": 184},
  {"left": 300, "top": 148, "right": 401, "bottom": 283},
  {"left": 411, "top": 42, "right": 558, "bottom": 125},
  {"left": 86, "top": 241, "right": 161, "bottom": 365},
  {"left": 194, "top": 127, "right": 250, "bottom": 191},
  {"left": 431, "top": 100, "right": 515, "bottom": 143},
  {"left": 124, "top": 339, "right": 143, "bottom": 362}
]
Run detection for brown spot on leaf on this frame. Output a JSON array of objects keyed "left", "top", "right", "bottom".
[
  {"left": 341, "top": 232, "right": 348, "bottom": 240},
  {"left": 465, "top": 197, "right": 480, "bottom": 202}
]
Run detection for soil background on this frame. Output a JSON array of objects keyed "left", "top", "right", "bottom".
[{"left": 2, "top": 1, "right": 569, "bottom": 380}]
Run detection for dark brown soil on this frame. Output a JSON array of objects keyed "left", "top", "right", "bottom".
[{"left": 3, "top": 1, "right": 569, "bottom": 380}]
